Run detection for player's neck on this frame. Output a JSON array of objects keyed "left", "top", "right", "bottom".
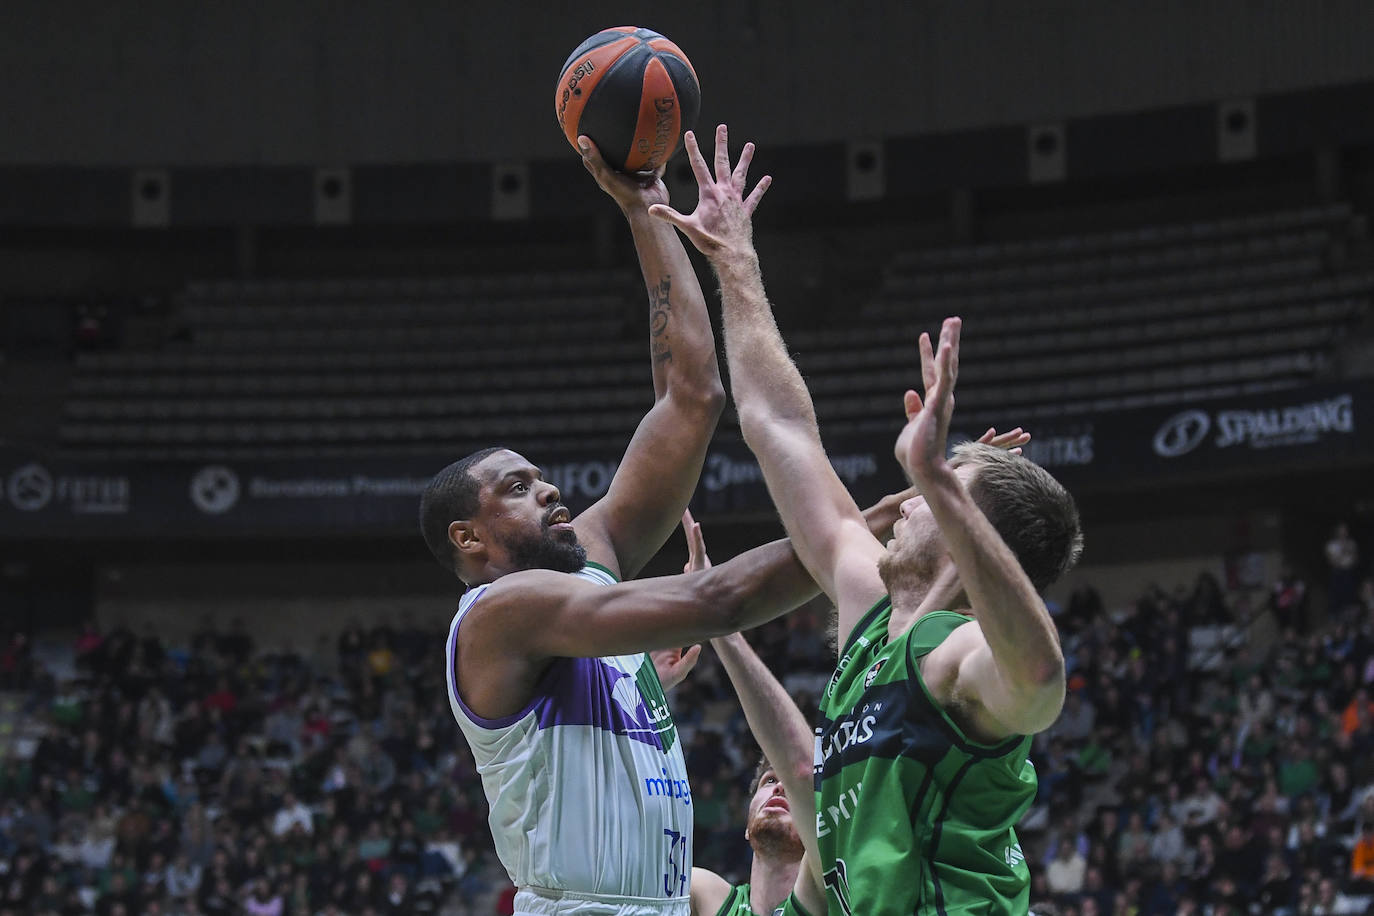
[
  {"left": 747, "top": 853, "right": 801, "bottom": 915},
  {"left": 889, "top": 562, "right": 965, "bottom": 635}
]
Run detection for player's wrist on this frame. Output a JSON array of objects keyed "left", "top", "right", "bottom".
[
  {"left": 619, "top": 198, "right": 655, "bottom": 221},
  {"left": 711, "top": 247, "right": 760, "bottom": 279}
]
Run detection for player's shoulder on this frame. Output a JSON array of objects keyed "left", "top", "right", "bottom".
[
  {"left": 469, "top": 565, "right": 619, "bottom": 615},
  {"left": 894, "top": 607, "right": 980, "bottom": 652},
  {"left": 458, "top": 569, "right": 588, "bottom": 633},
  {"left": 688, "top": 868, "right": 735, "bottom": 916},
  {"left": 481, "top": 566, "right": 589, "bottom": 595},
  {"left": 903, "top": 612, "right": 983, "bottom": 695}
]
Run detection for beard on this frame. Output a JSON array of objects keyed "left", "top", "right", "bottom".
[
  {"left": 877, "top": 530, "right": 941, "bottom": 596},
  {"left": 746, "top": 809, "right": 804, "bottom": 860},
  {"left": 504, "top": 524, "right": 587, "bottom": 574}
]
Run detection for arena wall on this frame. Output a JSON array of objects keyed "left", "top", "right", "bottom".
[{"left": 3, "top": 1, "right": 1373, "bottom": 166}]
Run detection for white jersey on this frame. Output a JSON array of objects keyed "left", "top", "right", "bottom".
[{"left": 446, "top": 563, "right": 693, "bottom": 916}]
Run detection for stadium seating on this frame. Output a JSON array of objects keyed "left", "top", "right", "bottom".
[{"left": 59, "top": 203, "right": 1370, "bottom": 458}]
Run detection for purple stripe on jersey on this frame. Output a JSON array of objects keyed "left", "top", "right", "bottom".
[
  {"left": 449, "top": 598, "right": 665, "bottom": 750},
  {"left": 448, "top": 608, "right": 550, "bottom": 729},
  {"left": 536, "top": 657, "right": 665, "bottom": 751}
]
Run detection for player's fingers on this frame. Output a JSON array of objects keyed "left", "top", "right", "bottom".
[
  {"left": 577, "top": 136, "right": 611, "bottom": 174},
  {"left": 918, "top": 333, "right": 936, "bottom": 392},
  {"left": 714, "top": 124, "right": 731, "bottom": 184},
  {"left": 1000, "top": 433, "right": 1031, "bottom": 449},
  {"left": 660, "top": 644, "right": 701, "bottom": 687},
  {"left": 681, "top": 130, "right": 713, "bottom": 187},
  {"left": 743, "top": 175, "right": 772, "bottom": 214},
  {"left": 978, "top": 426, "right": 997, "bottom": 443},
  {"left": 690, "top": 523, "right": 712, "bottom": 570},
  {"left": 732, "top": 141, "right": 755, "bottom": 188},
  {"left": 903, "top": 389, "right": 923, "bottom": 420},
  {"left": 682, "top": 514, "right": 710, "bottom": 570},
  {"left": 935, "top": 344, "right": 955, "bottom": 400},
  {"left": 944, "top": 317, "right": 962, "bottom": 385},
  {"left": 647, "top": 204, "right": 690, "bottom": 231}
]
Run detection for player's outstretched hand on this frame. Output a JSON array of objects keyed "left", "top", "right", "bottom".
[
  {"left": 578, "top": 135, "right": 668, "bottom": 212},
  {"left": 681, "top": 508, "right": 712, "bottom": 573},
  {"left": 895, "top": 317, "right": 962, "bottom": 484},
  {"left": 650, "top": 510, "right": 711, "bottom": 691},
  {"left": 648, "top": 124, "right": 771, "bottom": 262}
]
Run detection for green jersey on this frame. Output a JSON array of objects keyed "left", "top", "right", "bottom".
[
  {"left": 775, "top": 893, "right": 816, "bottom": 916},
  {"left": 815, "top": 599, "right": 1035, "bottom": 915},
  {"left": 713, "top": 883, "right": 765, "bottom": 916}
]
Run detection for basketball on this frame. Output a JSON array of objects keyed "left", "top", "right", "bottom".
[{"left": 555, "top": 26, "right": 700, "bottom": 174}]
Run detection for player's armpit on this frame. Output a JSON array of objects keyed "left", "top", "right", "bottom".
[
  {"left": 948, "top": 633, "right": 1066, "bottom": 740},
  {"left": 688, "top": 867, "right": 732, "bottom": 916}
]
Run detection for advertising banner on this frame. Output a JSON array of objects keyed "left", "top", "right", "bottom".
[{"left": 1, "top": 382, "right": 1366, "bottom": 539}]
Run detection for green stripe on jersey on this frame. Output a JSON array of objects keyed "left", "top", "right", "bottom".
[
  {"left": 815, "top": 597, "right": 1034, "bottom": 915},
  {"left": 581, "top": 561, "right": 620, "bottom": 583}
]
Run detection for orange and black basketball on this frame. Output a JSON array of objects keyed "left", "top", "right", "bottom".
[{"left": 554, "top": 26, "right": 700, "bottom": 174}]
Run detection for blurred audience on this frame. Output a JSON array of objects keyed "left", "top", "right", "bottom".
[{"left": 1, "top": 537, "right": 1372, "bottom": 915}]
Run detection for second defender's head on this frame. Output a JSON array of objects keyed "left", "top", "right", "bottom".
[
  {"left": 879, "top": 442, "right": 1082, "bottom": 595},
  {"left": 419, "top": 447, "right": 587, "bottom": 585},
  {"left": 744, "top": 757, "right": 803, "bottom": 861}
]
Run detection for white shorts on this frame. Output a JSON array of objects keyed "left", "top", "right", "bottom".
[{"left": 515, "top": 886, "right": 691, "bottom": 916}]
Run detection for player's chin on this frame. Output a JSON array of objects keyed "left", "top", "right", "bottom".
[
  {"left": 750, "top": 818, "right": 804, "bottom": 855},
  {"left": 752, "top": 809, "right": 794, "bottom": 832}
]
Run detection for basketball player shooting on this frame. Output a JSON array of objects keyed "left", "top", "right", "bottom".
[
  {"left": 651, "top": 125, "right": 1084, "bottom": 915},
  {"left": 419, "top": 138, "right": 747, "bottom": 916},
  {"left": 420, "top": 136, "right": 965, "bottom": 916}
]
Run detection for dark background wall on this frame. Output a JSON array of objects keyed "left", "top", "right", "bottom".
[{"left": 4, "top": 0, "right": 1374, "bottom": 167}]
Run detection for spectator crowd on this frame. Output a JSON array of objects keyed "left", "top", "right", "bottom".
[{"left": 0, "top": 529, "right": 1372, "bottom": 915}]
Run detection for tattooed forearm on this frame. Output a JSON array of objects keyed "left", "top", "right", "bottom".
[{"left": 649, "top": 275, "right": 673, "bottom": 364}]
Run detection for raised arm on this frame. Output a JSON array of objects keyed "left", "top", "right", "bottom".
[
  {"left": 570, "top": 138, "right": 725, "bottom": 580},
  {"left": 714, "top": 630, "right": 826, "bottom": 916},
  {"left": 651, "top": 126, "right": 887, "bottom": 643},
  {"left": 711, "top": 630, "right": 819, "bottom": 843},
  {"left": 679, "top": 515, "right": 826, "bottom": 916},
  {"left": 898, "top": 319, "right": 1066, "bottom": 737}
]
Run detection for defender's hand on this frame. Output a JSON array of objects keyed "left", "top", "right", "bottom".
[
  {"left": 681, "top": 509, "right": 712, "bottom": 573},
  {"left": 651, "top": 644, "right": 702, "bottom": 691},
  {"left": 647, "top": 124, "right": 771, "bottom": 262},
  {"left": 979, "top": 426, "right": 1030, "bottom": 456},
  {"left": 895, "top": 317, "right": 962, "bottom": 484},
  {"left": 651, "top": 509, "right": 712, "bottom": 691}
]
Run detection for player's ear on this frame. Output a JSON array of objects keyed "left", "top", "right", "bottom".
[{"left": 450, "top": 520, "right": 483, "bottom": 557}]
